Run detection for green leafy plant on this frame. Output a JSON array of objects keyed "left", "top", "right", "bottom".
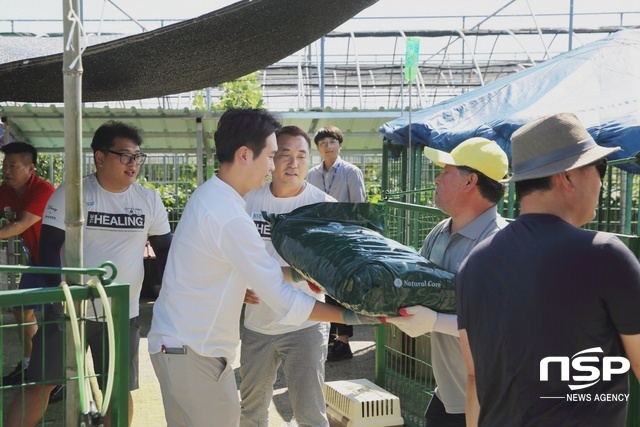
[
  {"left": 35, "top": 153, "right": 64, "bottom": 186},
  {"left": 193, "top": 72, "right": 263, "bottom": 111}
]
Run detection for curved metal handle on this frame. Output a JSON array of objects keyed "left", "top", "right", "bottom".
[{"left": 0, "top": 260, "right": 118, "bottom": 285}]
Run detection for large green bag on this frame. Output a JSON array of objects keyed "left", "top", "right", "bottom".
[{"left": 265, "top": 202, "right": 455, "bottom": 316}]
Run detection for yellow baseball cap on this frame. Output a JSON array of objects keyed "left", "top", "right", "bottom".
[{"left": 423, "top": 137, "right": 509, "bottom": 182}]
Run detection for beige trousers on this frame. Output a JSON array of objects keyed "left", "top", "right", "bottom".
[{"left": 151, "top": 346, "right": 240, "bottom": 427}]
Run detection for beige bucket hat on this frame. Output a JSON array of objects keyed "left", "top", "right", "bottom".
[{"left": 502, "top": 112, "right": 621, "bottom": 183}]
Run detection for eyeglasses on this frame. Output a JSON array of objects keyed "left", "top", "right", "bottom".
[
  {"left": 317, "top": 139, "right": 340, "bottom": 148},
  {"left": 105, "top": 149, "right": 148, "bottom": 165},
  {"left": 591, "top": 158, "right": 607, "bottom": 181}
]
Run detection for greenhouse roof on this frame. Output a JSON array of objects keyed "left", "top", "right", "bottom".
[{"left": 0, "top": 105, "right": 400, "bottom": 153}]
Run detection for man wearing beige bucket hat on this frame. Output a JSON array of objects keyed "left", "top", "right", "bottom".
[
  {"left": 456, "top": 112, "right": 640, "bottom": 426},
  {"left": 387, "top": 136, "right": 509, "bottom": 427}
]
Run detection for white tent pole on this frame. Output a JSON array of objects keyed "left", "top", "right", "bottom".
[
  {"left": 63, "top": 0, "right": 84, "bottom": 282},
  {"left": 62, "top": 0, "right": 84, "bottom": 422}
]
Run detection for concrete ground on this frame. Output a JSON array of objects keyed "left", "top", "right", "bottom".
[{"left": 2, "top": 298, "right": 377, "bottom": 426}]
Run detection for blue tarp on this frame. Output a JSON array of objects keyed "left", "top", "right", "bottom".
[{"left": 380, "top": 29, "right": 640, "bottom": 173}]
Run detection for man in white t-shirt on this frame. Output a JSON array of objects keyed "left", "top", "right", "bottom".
[
  {"left": 240, "top": 125, "right": 336, "bottom": 426},
  {"left": 6, "top": 121, "right": 172, "bottom": 426},
  {"left": 148, "top": 109, "right": 384, "bottom": 427}
]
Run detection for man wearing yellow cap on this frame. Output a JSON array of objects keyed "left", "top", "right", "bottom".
[{"left": 387, "top": 137, "right": 508, "bottom": 427}]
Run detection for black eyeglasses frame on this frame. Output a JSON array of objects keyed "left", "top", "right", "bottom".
[{"left": 104, "top": 149, "right": 148, "bottom": 165}]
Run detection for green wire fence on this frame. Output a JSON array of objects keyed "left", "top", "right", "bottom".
[{"left": 0, "top": 264, "right": 130, "bottom": 426}]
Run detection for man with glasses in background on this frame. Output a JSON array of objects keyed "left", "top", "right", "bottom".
[
  {"left": 6, "top": 121, "right": 172, "bottom": 426},
  {"left": 307, "top": 125, "right": 367, "bottom": 362}
]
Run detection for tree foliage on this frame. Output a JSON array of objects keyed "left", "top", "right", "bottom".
[
  {"left": 193, "top": 72, "right": 263, "bottom": 111},
  {"left": 36, "top": 153, "right": 64, "bottom": 186}
]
